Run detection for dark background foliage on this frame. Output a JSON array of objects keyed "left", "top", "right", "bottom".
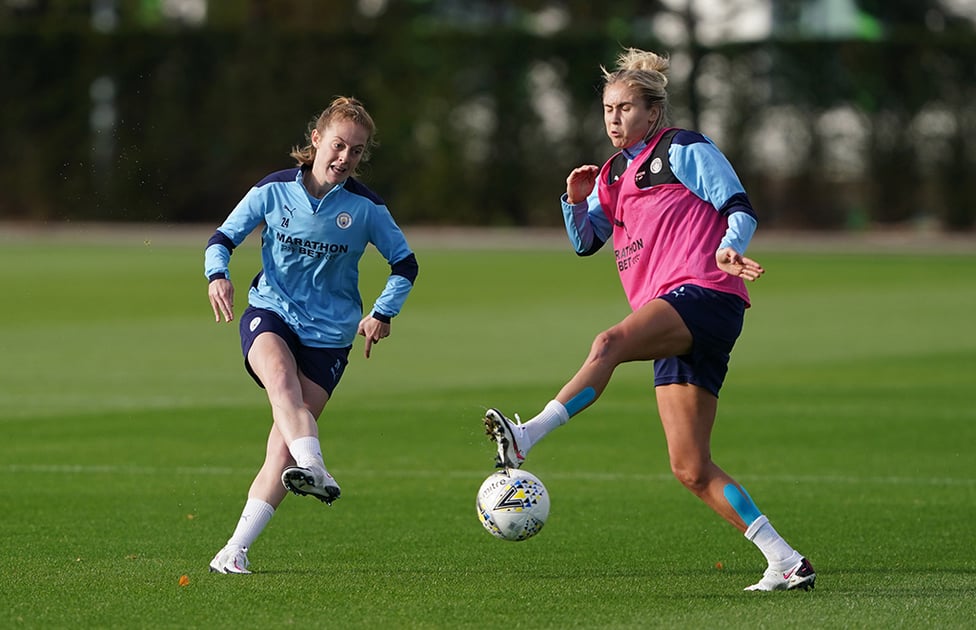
[{"left": 2, "top": 0, "right": 974, "bottom": 230}]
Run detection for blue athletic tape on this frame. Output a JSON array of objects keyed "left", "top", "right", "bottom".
[
  {"left": 723, "top": 483, "right": 761, "bottom": 525},
  {"left": 564, "top": 387, "right": 596, "bottom": 417}
]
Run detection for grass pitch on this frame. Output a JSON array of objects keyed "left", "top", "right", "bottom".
[{"left": 1, "top": 227, "right": 974, "bottom": 628}]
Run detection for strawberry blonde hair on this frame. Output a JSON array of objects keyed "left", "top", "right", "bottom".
[{"left": 290, "top": 96, "right": 377, "bottom": 171}]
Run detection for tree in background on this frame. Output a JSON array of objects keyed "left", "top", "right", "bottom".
[{"left": 0, "top": 0, "right": 973, "bottom": 230}]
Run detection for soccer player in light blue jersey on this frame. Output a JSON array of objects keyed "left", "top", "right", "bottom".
[{"left": 205, "top": 97, "right": 418, "bottom": 574}]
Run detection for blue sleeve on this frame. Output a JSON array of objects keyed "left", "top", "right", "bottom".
[
  {"left": 719, "top": 211, "right": 758, "bottom": 254},
  {"left": 204, "top": 231, "right": 236, "bottom": 281},
  {"left": 204, "top": 186, "right": 267, "bottom": 281},
  {"left": 669, "top": 131, "right": 756, "bottom": 220},
  {"left": 368, "top": 205, "right": 417, "bottom": 319},
  {"left": 561, "top": 186, "right": 611, "bottom": 256},
  {"left": 670, "top": 131, "right": 758, "bottom": 253}
]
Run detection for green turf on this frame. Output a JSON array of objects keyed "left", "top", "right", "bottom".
[{"left": 1, "top": 233, "right": 974, "bottom": 628}]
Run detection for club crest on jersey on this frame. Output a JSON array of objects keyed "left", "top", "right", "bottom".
[
  {"left": 336, "top": 212, "right": 353, "bottom": 229},
  {"left": 649, "top": 157, "right": 663, "bottom": 174}
]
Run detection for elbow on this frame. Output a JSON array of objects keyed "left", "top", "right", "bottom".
[
  {"left": 577, "top": 238, "right": 605, "bottom": 257},
  {"left": 391, "top": 253, "right": 419, "bottom": 284}
]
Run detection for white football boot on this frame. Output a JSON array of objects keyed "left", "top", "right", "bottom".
[
  {"left": 209, "top": 545, "right": 251, "bottom": 574},
  {"left": 744, "top": 554, "right": 816, "bottom": 591},
  {"left": 281, "top": 464, "right": 341, "bottom": 505},
  {"left": 484, "top": 408, "right": 526, "bottom": 469}
]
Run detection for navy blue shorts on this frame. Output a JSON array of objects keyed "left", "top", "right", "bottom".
[
  {"left": 654, "top": 285, "right": 746, "bottom": 397},
  {"left": 239, "top": 306, "right": 350, "bottom": 396}
]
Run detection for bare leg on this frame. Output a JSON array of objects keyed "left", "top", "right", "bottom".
[
  {"left": 247, "top": 424, "right": 293, "bottom": 509},
  {"left": 213, "top": 354, "right": 333, "bottom": 565},
  {"left": 655, "top": 382, "right": 749, "bottom": 533},
  {"left": 489, "top": 300, "right": 697, "bottom": 464},
  {"left": 246, "top": 368, "right": 330, "bottom": 507},
  {"left": 555, "top": 299, "right": 692, "bottom": 409},
  {"left": 247, "top": 332, "right": 325, "bottom": 445}
]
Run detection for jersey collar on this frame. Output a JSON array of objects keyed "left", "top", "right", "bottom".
[{"left": 622, "top": 140, "right": 648, "bottom": 161}]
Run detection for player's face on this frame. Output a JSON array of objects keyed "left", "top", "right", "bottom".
[
  {"left": 311, "top": 120, "right": 370, "bottom": 186},
  {"left": 603, "top": 83, "right": 658, "bottom": 149}
]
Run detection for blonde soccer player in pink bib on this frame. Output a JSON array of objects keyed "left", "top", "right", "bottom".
[{"left": 484, "top": 48, "right": 815, "bottom": 592}]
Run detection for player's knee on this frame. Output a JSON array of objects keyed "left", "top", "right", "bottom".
[
  {"left": 258, "top": 361, "right": 297, "bottom": 397},
  {"left": 670, "top": 460, "right": 709, "bottom": 494},
  {"left": 588, "top": 328, "right": 624, "bottom": 364}
]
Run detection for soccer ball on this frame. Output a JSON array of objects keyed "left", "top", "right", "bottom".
[{"left": 476, "top": 468, "right": 550, "bottom": 542}]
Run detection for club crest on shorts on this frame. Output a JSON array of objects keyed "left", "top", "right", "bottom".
[
  {"left": 249, "top": 316, "right": 262, "bottom": 332},
  {"left": 336, "top": 212, "right": 353, "bottom": 229}
]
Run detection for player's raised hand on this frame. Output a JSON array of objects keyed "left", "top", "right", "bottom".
[
  {"left": 716, "top": 247, "right": 765, "bottom": 282},
  {"left": 208, "top": 278, "right": 235, "bottom": 322},
  {"left": 566, "top": 165, "right": 600, "bottom": 205}
]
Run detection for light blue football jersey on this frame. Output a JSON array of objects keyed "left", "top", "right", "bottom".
[{"left": 205, "top": 167, "right": 418, "bottom": 347}]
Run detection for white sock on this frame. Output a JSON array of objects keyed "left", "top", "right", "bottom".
[
  {"left": 227, "top": 498, "right": 275, "bottom": 550},
  {"left": 744, "top": 515, "right": 799, "bottom": 568},
  {"left": 288, "top": 436, "right": 325, "bottom": 469},
  {"left": 521, "top": 400, "right": 570, "bottom": 454}
]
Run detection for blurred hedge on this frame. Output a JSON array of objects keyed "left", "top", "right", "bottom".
[{"left": 2, "top": 24, "right": 974, "bottom": 230}]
